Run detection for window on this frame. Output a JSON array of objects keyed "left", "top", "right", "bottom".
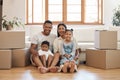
[
  {"left": 26, "top": 0, "right": 103, "bottom": 25},
  {"left": 48, "top": 0, "right": 63, "bottom": 22}
]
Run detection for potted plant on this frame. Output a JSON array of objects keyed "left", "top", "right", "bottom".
[
  {"left": 2, "top": 15, "right": 24, "bottom": 30},
  {"left": 112, "top": 5, "right": 120, "bottom": 26}
]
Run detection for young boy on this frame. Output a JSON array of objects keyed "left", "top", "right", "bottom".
[{"left": 38, "top": 41, "right": 54, "bottom": 68}]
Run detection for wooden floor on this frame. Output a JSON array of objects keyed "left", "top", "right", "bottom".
[{"left": 0, "top": 64, "right": 120, "bottom": 80}]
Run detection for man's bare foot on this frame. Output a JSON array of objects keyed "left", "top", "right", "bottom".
[{"left": 49, "top": 66, "right": 60, "bottom": 73}]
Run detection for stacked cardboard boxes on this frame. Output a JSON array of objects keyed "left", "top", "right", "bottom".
[
  {"left": 86, "top": 30, "right": 120, "bottom": 69},
  {"left": 12, "top": 48, "right": 30, "bottom": 67},
  {"left": 0, "top": 50, "right": 12, "bottom": 69},
  {"left": 0, "top": 31, "right": 30, "bottom": 69}
]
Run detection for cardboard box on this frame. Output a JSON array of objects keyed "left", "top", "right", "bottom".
[
  {"left": 0, "top": 50, "right": 12, "bottom": 69},
  {"left": 86, "top": 48, "right": 120, "bottom": 69},
  {"left": 0, "top": 31, "right": 25, "bottom": 49},
  {"left": 12, "top": 48, "right": 30, "bottom": 67},
  {"left": 94, "top": 30, "right": 117, "bottom": 49}
]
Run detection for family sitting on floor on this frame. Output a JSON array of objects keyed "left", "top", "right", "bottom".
[{"left": 30, "top": 20, "right": 80, "bottom": 74}]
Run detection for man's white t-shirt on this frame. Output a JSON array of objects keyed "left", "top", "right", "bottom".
[{"left": 31, "top": 32, "right": 56, "bottom": 51}]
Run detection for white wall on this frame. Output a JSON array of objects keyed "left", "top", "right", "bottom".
[
  {"left": 3, "top": 0, "right": 25, "bottom": 23},
  {"left": 104, "top": 0, "right": 120, "bottom": 26}
]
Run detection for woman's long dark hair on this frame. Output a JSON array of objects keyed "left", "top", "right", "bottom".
[{"left": 57, "top": 23, "right": 67, "bottom": 37}]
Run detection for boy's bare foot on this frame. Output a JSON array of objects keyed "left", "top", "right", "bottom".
[{"left": 38, "top": 67, "right": 48, "bottom": 74}]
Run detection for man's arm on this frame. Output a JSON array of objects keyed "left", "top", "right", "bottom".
[{"left": 30, "top": 43, "right": 38, "bottom": 56}]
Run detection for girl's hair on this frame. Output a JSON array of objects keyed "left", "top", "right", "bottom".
[
  {"left": 41, "top": 41, "right": 49, "bottom": 47},
  {"left": 65, "top": 29, "right": 73, "bottom": 34},
  {"left": 57, "top": 22, "right": 67, "bottom": 37}
]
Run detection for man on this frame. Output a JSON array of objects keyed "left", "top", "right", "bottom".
[{"left": 30, "top": 20, "right": 60, "bottom": 73}]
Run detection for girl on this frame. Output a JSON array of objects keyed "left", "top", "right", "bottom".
[{"left": 60, "top": 29, "right": 78, "bottom": 73}]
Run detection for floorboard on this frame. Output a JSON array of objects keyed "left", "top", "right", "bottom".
[{"left": 0, "top": 64, "right": 120, "bottom": 80}]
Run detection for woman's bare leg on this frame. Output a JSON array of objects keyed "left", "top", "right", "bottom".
[
  {"left": 49, "top": 52, "right": 60, "bottom": 73},
  {"left": 50, "top": 52, "right": 60, "bottom": 67}
]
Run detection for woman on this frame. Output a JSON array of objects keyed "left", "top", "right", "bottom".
[
  {"left": 53, "top": 23, "right": 67, "bottom": 54},
  {"left": 49, "top": 23, "right": 67, "bottom": 72},
  {"left": 53, "top": 23, "right": 79, "bottom": 73}
]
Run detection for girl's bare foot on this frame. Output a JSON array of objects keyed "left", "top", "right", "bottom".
[
  {"left": 69, "top": 63, "right": 75, "bottom": 73},
  {"left": 62, "top": 62, "right": 69, "bottom": 73},
  {"left": 62, "top": 65, "right": 67, "bottom": 73}
]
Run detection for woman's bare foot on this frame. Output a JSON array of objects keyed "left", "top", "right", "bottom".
[
  {"left": 58, "top": 65, "right": 64, "bottom": 72},
  {"left": 69, "top": 63, "right": 71, "bottom": 68}
]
